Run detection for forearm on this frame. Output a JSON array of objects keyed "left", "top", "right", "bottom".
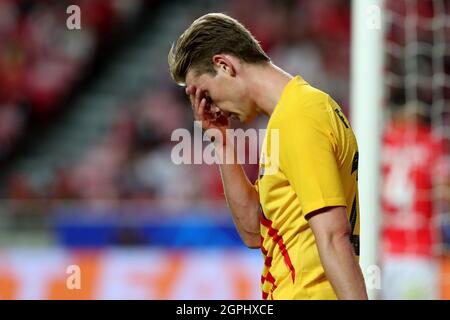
[
  {"left": 317, "top": 234, "right": 368, "bottom": 300},
  {"left": 215, "top": 142, "right": 261, "bottom": 247}
]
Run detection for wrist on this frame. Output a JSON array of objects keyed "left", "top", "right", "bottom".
[{"left": 213, "top": 139, "right": 236, "bottom": 165}]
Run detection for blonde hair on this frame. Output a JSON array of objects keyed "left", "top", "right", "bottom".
[{"left": 168, "top": 13, "right": 269, "bottom": 85}]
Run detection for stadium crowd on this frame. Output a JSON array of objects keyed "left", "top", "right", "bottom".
[
  {"left": 2, "top": 0, "right": 352, "bottom": 208},
  {"left": 0, "top": 0, "right": 146, "bottom": 161}
]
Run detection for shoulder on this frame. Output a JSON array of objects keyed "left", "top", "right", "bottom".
[{"left": 270, "top": 83, "right": 332, "bottom": 130}]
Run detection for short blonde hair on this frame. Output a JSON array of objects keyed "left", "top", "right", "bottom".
[{"left": 168, "top": 13, "right": 269, "bottom": 85}]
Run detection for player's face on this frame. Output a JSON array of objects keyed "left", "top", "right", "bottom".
[{"left": 185, "top": 69, "right": 258, "bottom": 123}]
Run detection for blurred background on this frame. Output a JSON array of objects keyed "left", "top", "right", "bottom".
[{"left": 0, "top": 0, "right": 448, "bottom": 299}]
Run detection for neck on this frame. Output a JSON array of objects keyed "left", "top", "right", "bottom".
[{"left": 246, "top": 62, "right": 293, "bottom": 116}]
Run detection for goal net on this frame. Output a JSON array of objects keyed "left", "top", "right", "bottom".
[{"left": 382, "top": 0, "right": 449, "bottom": 299}]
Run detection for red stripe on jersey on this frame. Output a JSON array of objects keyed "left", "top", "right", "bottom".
[
  {"left": 261, "top": 236, "right": 268, "bottom": 256},
  {"left": 260, "top": 215, "right": 296, "bottom": 283},
  {"left": 265, "top": 271, "right": 276, "bottom": 285},
  {"left": 261, "top": 271, "right": 278, "bottom": 299},
  {"left": 264, "top": 256, "right": 273, "bottom": 267},
  {"left": 261, "top": 271, "right": 277, "bottom": 285}
]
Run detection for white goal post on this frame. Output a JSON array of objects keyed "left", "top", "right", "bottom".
[{"left": 351, "top": 0, "right": 384, "bottom": 300}]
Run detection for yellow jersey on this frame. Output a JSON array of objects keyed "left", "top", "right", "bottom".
[{"left": 257, "top": 76, "right": 360, "bottom": 300}]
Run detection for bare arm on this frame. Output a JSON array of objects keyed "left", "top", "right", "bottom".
[
  {"left": 187, "top": 86, "right": 260, "bottom": 248},
  {"left": 307, "top": 206, "right": 368, "bottom": 300},
  {"left": 215, "top": 142, "right": 261, "bottom": 248}
]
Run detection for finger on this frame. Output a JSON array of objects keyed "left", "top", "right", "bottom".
[
  {"left": 189, "top": 98, "right": 195, "bottom": 114},
  {"left": 187, "top": 85, "right": 195, "bottom": 95},
  {"left": 193, "top": 97, "right": 206, "bottom": 123},
  {"left": 203, "top": 118, "right": 210, "bottom": 130},
  {"left": 194, "top": 88, "right": 202, "bottom": 111},
  {"left": 198, "top": 97, "right": 206, "bottom": 119},
  {"left": 185, "top": 86, "right": 195, "bottom": 107},
  {"left": 188, "top": 90, "right": 196, "bottom": 109}
]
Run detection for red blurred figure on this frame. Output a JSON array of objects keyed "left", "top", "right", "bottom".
[{"left": 381, "top": 102, "right": 449, "bottom": 299}]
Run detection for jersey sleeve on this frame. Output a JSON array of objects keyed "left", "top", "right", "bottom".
[{"left": 278, "top": 104, "right": 347, "bottom": 218}]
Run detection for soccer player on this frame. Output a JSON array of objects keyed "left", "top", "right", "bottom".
[
  {"left": 381, "top": 102, "right": 449, "bottom": 299},
  {"left": 168, "top": 13, "right": 367, "bottom": 300}
]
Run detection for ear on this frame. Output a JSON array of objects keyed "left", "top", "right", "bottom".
[{"left": 212, "top": 54, "right": 236, "bottom": 77}]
